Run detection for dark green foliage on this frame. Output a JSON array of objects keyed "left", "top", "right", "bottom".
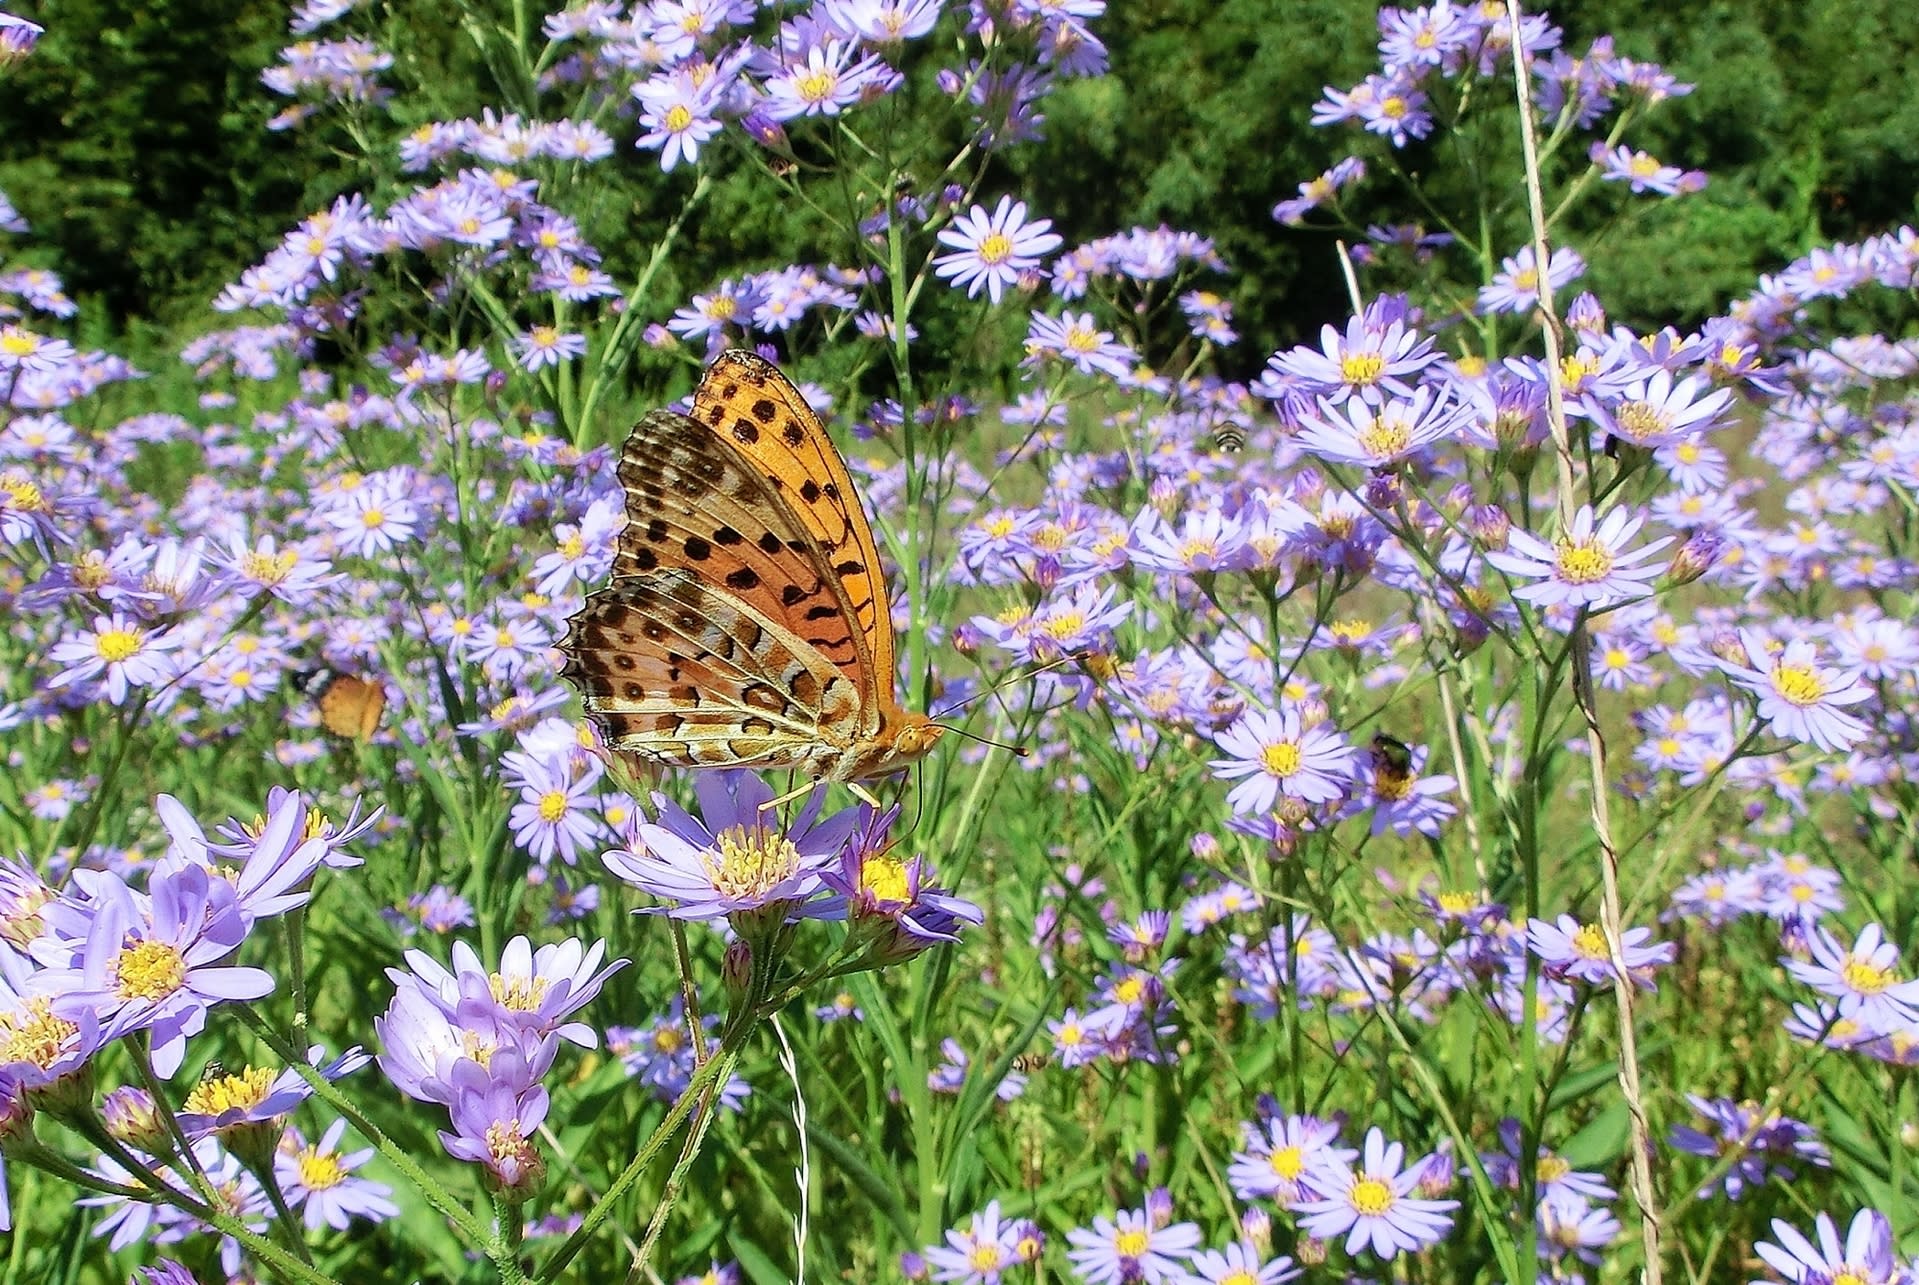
[{"left": 2, "top": 0, "right": 1916, "bottom": 352}]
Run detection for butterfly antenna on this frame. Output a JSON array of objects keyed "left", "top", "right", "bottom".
[
  {"left": 931, "top": 650, "right": 1089, "bottom": 722},
  {"left": 937, "top": 724, "right": 1030, "bottom": 760}
]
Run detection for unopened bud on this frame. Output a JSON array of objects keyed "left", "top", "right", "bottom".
[
  {"left": 102, "top": 1086, "right": 169, "bottom": 1151},
  {"left": 1666, "top": 528, "right": 1725, "bottom": 587}
]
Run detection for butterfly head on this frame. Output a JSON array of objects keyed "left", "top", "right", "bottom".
[{"left": 891, "top": 717, "right": 946, "bottom": 759}]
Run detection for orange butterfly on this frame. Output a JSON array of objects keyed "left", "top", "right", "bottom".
[
  {"left": 294, "top": 669, "right": 386, "bottom": 742},
  {"left": 559, "top": 351, "right": 944, "bottom": 783}
]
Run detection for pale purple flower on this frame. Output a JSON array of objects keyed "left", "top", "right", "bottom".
[
  {"left": 1485, "top": 505, "right": 1673, "bottom": 612},
  {"left": 1295, "top": 1127, "right": 1459, "bottom": 1259},
  {"left": 934, "top": 196, "right": 1063, "bottom": 303}
]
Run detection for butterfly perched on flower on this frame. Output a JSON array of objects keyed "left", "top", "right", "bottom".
[
  {"left": 292, "top": 669, "right": 386, "bottom": 742},
  {"left": 559, "top": 351, "right": 945, "bottom": 783}
]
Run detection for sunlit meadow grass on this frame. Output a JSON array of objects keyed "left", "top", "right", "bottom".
[{"left": 2, "top": 3, "right": 1918, "bottom": 1284}]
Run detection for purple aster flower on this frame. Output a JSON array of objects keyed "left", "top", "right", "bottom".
[
  {"left": 1755, "top": 1209, "right": 1897, "bottom": 1284},
  {"left": 177, "top": 1044, "right": 370, "bottom": 1142},
  {"left": 1590, "top": 141, "right": 1691, "bottom": 195},
  {"left": 933, "top": 196, "right": 1063, "bottom": 303},
  {"left": 154, "top": 790, "right": 330, "bottom": 925},
  {"left": 819, "top": 809, "right": 983, "bottom": 962},
  {"left": 437, "top": 1048, "right": 549, "bottom": 1197},
  {"left": 1024, "top": 310, "right": 1136, "bottom": 378},
  {"left": 394, "top": 933, "right": 626, "bottom": 1049},
  {"left": 1210, "top": 707, "right": 1357, "bottom": 815},
  {"left": 512, "top": 325, "right": 588, "bottom": 370},
  {"left": 1183, "top": 1241, "right": 1300, "bottom": 1283},
  {"left": 1295, "top": 1127, "right": 1459, "bottom": 1259},
  {"left": 1485, "top": 505, "right": 1673, "bottom": 613},
  {"left": 1539, "top": 1192, "right": 1621, "bottom": 1266},
  {"left": 761, "top": 40, "right": 894, "bottom": 119},
  {"left": 1583, "top": 369, "right": 1736, "bottom": 449},
  {"left": 276, "top": 1117, "right": 400, "bottom": 1230},
  {"left": 376, "top": 971, "right": 559, "bottom": 1107},
  {"left": 1482, "top": 1118, "right": 1616, "bottom": 1202},
  {"left": 1296, "top": 385, "right": 1464, "bottom": 466},
  {"left": 1711, "top": 627, "right": 1872, "bottom": 753},
  {"left": 1265, "top": 310, "right": 1440, "bottom": 406},
  {"left": 133, "top": 1262, "right": 203, "bottom": 1285},
  {"left": 1064, "top": 1204, "right": 1202, "bottom": 1283},
  {"left": 922, "top": 1199, "right": 1025, "bottom": 1283},
  {"left": 605, "top": 771, "right": 862, "bottom": 925},
  {"left": 1669, "top": 1094, "right": 1828, "bottom": 1200},
  {"left": 47, "top": 612, "right": 182, "bottom": 704},
  {"left": 43, "top": 865, "right": 274, "bottom": 1078},
  {"left": 1227, "top": 1112, "right": 1354, "bottom": 1207},
  {"left": 635, "top": 72, "right": 726, "bottom": 171},
  {"left": 1784, "top": 922, "right": 1919, "bottom": 1032},
  {"left": 1477, "top": 245, "right": 1587, "bottom": 315},
  {"left": 1526, "top": 914, "right": 1675, "bottom": 988},
  {"left": 509, "top": 753, "right": 606, "bottom": 866}
]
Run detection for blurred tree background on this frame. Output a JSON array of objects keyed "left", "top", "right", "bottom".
[{"left": 2, "top": 0, "right": 1915, "bottom": 366}]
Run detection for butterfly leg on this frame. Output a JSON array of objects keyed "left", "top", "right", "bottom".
[{"left": 757, "top": 779, "right": 822, "bottom": 815}]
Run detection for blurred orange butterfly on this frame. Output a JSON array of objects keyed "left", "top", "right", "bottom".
[
  {"left": 294, "top": 669, "right": 386, "bottom": 742},
  {"left": 560, "top": 350, "right": 945, "bottom": 783}
]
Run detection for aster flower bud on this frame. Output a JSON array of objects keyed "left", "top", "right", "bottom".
[
  {"left": 1148, "top": 475, "right": 1181, "bottom": 520},
  {"left": 1566, "top": 291, "right": 1607, "bottom": 337},
  {"left": 1032, "top": 554, "right": 1063, "bottom": 593},
  {"left": 1145, "top": 1185, "right": 1174, "bottom": 1228},
  {"left": 1468, "top": 504, "right": 1511, "bottom": 550},
  {"left": 1415, "top": 1140, "right": 1457, "bottom": 1197},
  {"left": 1291, "top": 467, "right": 1326, "bottom": 508},
  {"left": 1665, "top": 527, "right": 1725, "bottom": 587},
  {"left": 899, "top": 1251, "right": 929, "bottom": 1281},
  {"left": 0, "top": 1076, "right": 34, "bottom": 1147},
  {"left": 723, "top": 938, "right": 753, "bottom": 999},
  {"left": 1190, "top": 832, "right": 1219, "bottom": 861},
  {"left": 103, "top": 1086, "right": 169, "bottom": 1151},
  {"left": 1241, "top": 1205, "right": 1272, "bottom": 1254},
  {"left": 1705, "top": 628, "right": 1751, "bottom": 668},
  {"left": 1363, "top": 470, "right": 1404, "bottom": 511},
  {"left": 740, "top": 111, "right": 790, "bottom": 155},
  {"left": 1297, "top": 1235, "right": 1328, "bottom": 1267},
  {"left": 642, "top": 323, "right": 677, "bottom": 350},
  {"left": 1132, "top": 1152, "right": 1151, "bottom": 1181},
  {"left": 1013, "top": 1220, "right": 1045, "bottom": 1262}
]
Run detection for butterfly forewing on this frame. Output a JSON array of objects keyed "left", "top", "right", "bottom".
[
  {"left": 610, "top": 408, "right": 867, "bottom": 699},
  {"left": 690, "top": 351, "right": 895, "bottom": 703}
]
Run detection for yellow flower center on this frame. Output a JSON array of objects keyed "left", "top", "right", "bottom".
[
  {"left": 968, "top": 1244, "right": 1006, "bottom": 1271},
  {"left": 1349, "top": 1176, "right": 1395, "bottom": 1216},
  {"left": 1113, "top": 975, "right": 1144, "bottom": 1005},
  {"left": 1, "top": 472, "right": 47, "bottom": 511},
  {"left": 95, "top": 628, "right": 143, "bottom": 663},
  {"left": 296, "top": 1146, "right": 348, "bottom": 1190},
  {"left": 1554, "top": 537, "right": 1615, "bottom": 585},
  {"left": 977, "top": 232, "right": 1013, "bottom": 265},
  {"left": 1340, "top": 351, "right": 1385, "bottom": 387},
  {"left": 1270, "top": 1144, "right": 1305, "bottom": 1179},
  {"left": 1842, "top": 958, "right": 1892, "bottom": 995},
  {"left": 491, "top": 972, "right": 550, "bottom": 1012},
  {"left": 1770, "top": 664, "right": 1826, "bottom": 707},
  {"left": 796, "top": 69, "right": 837, "bottom": 102},
  {"left": 183, "top": 1066, "right": 277, "bottom": 1116},
  {"left": 707, "top": 824, "right": 802, "bottom": 900},
  {"left": 1538, "top": 1153, "right": 1570, "bottom": 1183},
  {"left": 115, "top": 939, "right": 187, "bottom": 1001},
  {"left": 1113, "top": 1228, "right": 1150, "bottom": 1256},
  {"left": 1614, "top": 399, "right": 1672, "bottom": 443},
  {"left": 1571, "top": 923, "right": 1609, "bottom": 960},
  {"left": 0, "top": 997, "right": 77, "bottom": 1069},
  {"left": 538, "top": 790, "right": 570, "bottom": 823},
  {"left": 860, "top": 853, "right": 911, "bottom": 904},
  {"left": 1260, "top": 742, "right": 1302, "bottom": 777}
]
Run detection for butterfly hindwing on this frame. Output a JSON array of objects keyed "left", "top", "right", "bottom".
[{"left": 562, "top": 569, "right": 862, "bottom": 771}]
